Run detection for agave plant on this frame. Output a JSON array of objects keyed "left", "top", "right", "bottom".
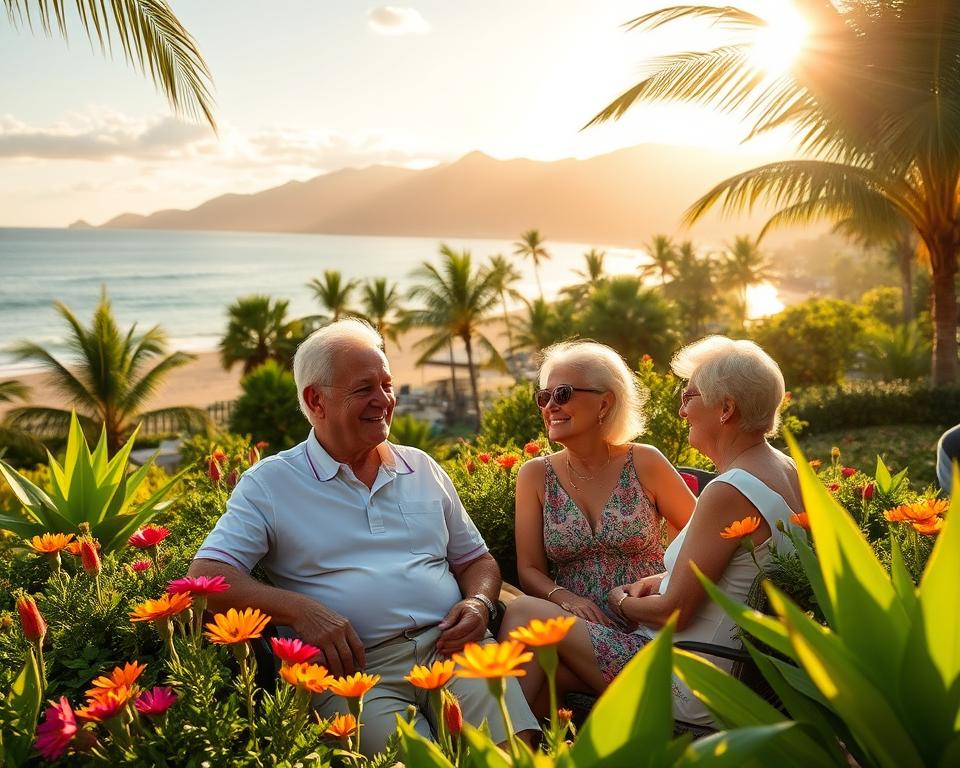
[
  {"left": 674, "top": 433, "right": 960, "bottom": 768},
  {"left": 0, "top": 412, "right": 182, "bottom": 553}
]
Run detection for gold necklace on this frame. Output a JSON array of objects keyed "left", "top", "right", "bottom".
[{"left": 565, "top": 446, "right": 611, "bottom": 490}]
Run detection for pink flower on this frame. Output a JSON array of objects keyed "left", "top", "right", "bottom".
[
  {"left": 135, "top": 687, "right": 178, "bottom": 716},
  {"left": 271, "top": 636, "right": 322, "bottom": 666},
  {"left": 861, "top": 483, "right": 875, "bottom": 500},
  {"left": 523, "top": 442, "right": 541, "bottom": 456},
  {"left": 131, "top": 560, "right": 152, "bottom": 572},
  {"left": 679, "top": 472, "right": 699, "bottom": 495},
  {"left": 34, "top": 697, "right": 77, "bottom": 760},
  {"left": 129, "top": 525, "right": 171, "bottom": 549},
  {"left": 167, "top": 575, "right": 230, "bottom": 597},
  {"left": 841, "top": 467, "right": 857, "bottom": 478}
]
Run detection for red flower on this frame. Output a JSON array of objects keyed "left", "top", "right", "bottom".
[
  {"left": 841, "top": 467, "right": 857, "bottom": 478},
  {"left": 477, "top": 453, "right": 491, "bottom": 464},
  {"left": 442, "top": 689, "right": 462, "bottom": 737},
  {"left": 129, "top": 525, "right": 171, "bottom": 549},
  {"left": 248, "top": 446, "right": 261, "bottom": 464},
  {"left": 255, "top": 440, "right": 269, "bottom": 449},
  {"left": 78, "top": 538, "right": 101, "bottom": 575},
  {"left": 226, "top": 469, "right": 239, "bottom": 487},
  {"left": 208, "top": 457, "right": 223, "bottom": 483},
  {"left": 679, "top": 472, "right": 699, "bottom": 495},
  {"left": 783, "top": 391, "right": 792, "bottom": 402},
  {"left": 167, "top": 575, "right": 230, "bottom": 597},
  {"left": 496, "top": 455, "right": 519, "bottom": 471},
  {"left": 34, "top": 697, "right": 77, "bottom": 760},
  {"left": 641, "top": 354, "right": 653, "bottom": 364},
  {"left": 861, "top": 483, "right": 875, "bottom": 500},
  {"left": 465, "top": 460, "right": 476, "bottom": 474},
  {"left": 271, "top": 636, "right": 322, "bottom": 666},
  {"left": 523, "top": 442, "right": 541, "bottom": 456},
  {"left": 135, "top": 687, "right": 178, "bottom": 716},
  {"left": 16, "top": 593, "right": 47, "bottom": 642},
  {"left": 131, "top": 560, "right": 152, "bottom": 572},
  {"left": 828, "top": 483, "right": 841, "bottom": 492},
  {"left": 211, "top": 449, "right": 228, "bottom": 463}
]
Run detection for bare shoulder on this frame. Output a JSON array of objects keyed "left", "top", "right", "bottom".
[
  {"left": 517, "top": 455, "right": 550, "bottom": 484},
  {"left": 629, "top": 442, "right": 672, "bottom": 472}
]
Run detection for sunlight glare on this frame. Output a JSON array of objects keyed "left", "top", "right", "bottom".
[
  {"left": 749, "top": 5, "right": 809, "bottom": 76},
  {"left": 746, "top": 283, "right": 784, "bottom": 320}
]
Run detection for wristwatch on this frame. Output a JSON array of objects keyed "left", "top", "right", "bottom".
[{"left": 468, "top": 593, "right": 499, "bottom": 626}]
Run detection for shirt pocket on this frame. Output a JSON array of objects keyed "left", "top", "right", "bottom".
[{"left": 400, "top": 500, "right": 448, "bottom": 556}]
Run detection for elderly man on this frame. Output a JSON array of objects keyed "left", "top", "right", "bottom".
[{"left": 188, "top": 319, "right": 537, "bottom": 755}]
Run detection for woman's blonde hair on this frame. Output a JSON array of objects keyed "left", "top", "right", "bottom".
[
  {"left": 671, "top": 335, "right": 784, "bottom": 436},
  {"left": 538, "top": 340, "right": 648, "bottom": 444}
]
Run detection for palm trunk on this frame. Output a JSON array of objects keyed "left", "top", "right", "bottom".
[
  {"left": 930, "top": 245, "right": 958, "bottom": 387},
  {"left": 897, "top": 240, "right": 914, "bottom": 322},
  {"left": 447, "top": 339, "right": 458, "bottom": 422},
  {"left": 534, "top": 264, "right": 545, "bottom": 301},
  {"left": 463, "top": 335, "right": 481, "bottom": 431}
]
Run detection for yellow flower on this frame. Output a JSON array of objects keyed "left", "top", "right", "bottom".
[
  {"left": 326, "top": 713, "right": 358, "bottom": 740},
  {"left": 508, "top": 616, "right": 577, "bottom": 647},
  {"left": 26, "top": 533, "right": 75, "bottom": 554},
  {"left": 129, "top": 592, "right": 193, "bottom": 623},
  {"left": 720, "top": 516, "right": 762, "bottom": 540},
  {"left": 279, "top": 662, "right": 334, "bottom": 694},
  {"left": 452, "top": 640, "right": 533, "bottom": 679},
  {"left": 86, "top": 661, "right": 146, "bottom": 699},
  {"left": 204, "top": 608, "right": 271, "bottom": 645},
  {"left": 404, "top": 659, "right": 456, "bottom": 690},
  {"left": 329, "top": 672, "right": 381, "bottom": 699}
]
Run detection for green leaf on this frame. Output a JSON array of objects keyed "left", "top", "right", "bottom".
[
  {"left": 6, "top": 649, "right": 43, "bottom": 765},
  {"left": 0, "top": 460, "right": 57, "bottom": 518},
  {"left": 461, "top": 723, "right": 511, "bottom": 768},
  {"left": 691, "top": 564, "right": 793, "bottom": 658},
  {"left": 874, "top": 455, "right": 893, "bottom": 494},
  {"left": 785, "top": 433, "right": 909, "bottom": 683},
  {"left": 888, "top": 536, "right": 918, "bottom": 612},
  {"left": 680, "top": 722, "right": 800, "bottom": 767},
  {"left": 673, "top": 650, "right": 835, "bottom": 768},
  {"left": 570, "top": 617, "right": 676, "bottom": 768},
  {"left": 396, "top": 718, "right": 455, "bottom": 768},
  {"left": 769, "top": 585, "right": 924, "bottom": 768},
  {"left": 789, "top": 535, "right": 835, "bottom": 628}
]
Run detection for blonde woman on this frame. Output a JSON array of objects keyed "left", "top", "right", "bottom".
[{"left": 498, "top": 340, "right": 695, "bottom": 716}]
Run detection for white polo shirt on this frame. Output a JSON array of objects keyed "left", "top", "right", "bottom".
[{"left": 195, "top": 430, "right": 488, "bottom": 646}]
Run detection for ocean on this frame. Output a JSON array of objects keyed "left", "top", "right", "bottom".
[{"left": 0, "top": 228, "right": 645, "bottom": 376}]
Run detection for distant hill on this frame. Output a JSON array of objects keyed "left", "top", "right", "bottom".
[{"left": 96, "top": 144, "right": 799, "bottom": 245}]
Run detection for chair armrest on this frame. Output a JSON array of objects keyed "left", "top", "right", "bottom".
[{"left": 673, "top": 640, "right": 750, "bottom": 665}]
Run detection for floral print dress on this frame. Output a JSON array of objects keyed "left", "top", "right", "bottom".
[{"left": 542, "top": 447, "right": 663, "bottom": 682}]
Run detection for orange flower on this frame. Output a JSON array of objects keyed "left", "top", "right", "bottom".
[
  {"left": 129, "top": 592, "right": 193, "bottom": 623},
  {"left": 75, "top": 688, "right": 132, "bottom": 722},
  {"left": 508, "top": 616, "right": 577, "bottom": 647},
  {"left": 16, "top": 593, "right": 47, "bottom": 642},
  {"left": 279, "top": 662, "right": 334, "bottom": 694},
  {"left": 452, "top": 640, "right": 533, "bottom": 679},
  {"left": 78, "top": 538, "right": 101, "bottom": 575},
  {"left": 65, "top": 538, "right": 100, "bottom": 557},
  {"left": 913, "top": 518, "right": 944, "bottom": 536},
  {"left": 808, "top": 459, "right": 822, "bottom": 470},
  {"left": 496, "top": 454, "right": 519, "bottom": 471},
  {"left": 523, "top": 442, "right": 542, "bottom": 456},
  {"left": 326, "top": 713, "right": 358, "bottom": 740},
  {"left": 329, "top": 672, "right": 380, "bottom": 699},
  {"left": 900, "top": 499, "right": 948, "bottom": 523},
  {"left": 204, "top": 608, "right": 270, "bottom": 645},
  {"left": 720, "top": 516, "right": 761, "bottom": 540},
  {"left": 26, "top": 533, "right": 75, "bottom": 554},
  {"left": 789, "top": 512, "right": 810, "bottom": 531},
  {"left": 404, "top": 659, "right": 455, "bottom": 690},
  {"left": 86, "top": 661, "right": 146, "bottom": 699}
]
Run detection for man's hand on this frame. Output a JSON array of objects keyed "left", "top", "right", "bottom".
[
  {"left": 436, "top": 599, "right": 488, "bottom": 656},
  {"left": 291, "top": 601, "right": 366, "bottom": 677}
]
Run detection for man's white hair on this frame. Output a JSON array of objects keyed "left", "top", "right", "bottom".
[{"left": 293, "top": 318, "right": 385, "bottom": 420}]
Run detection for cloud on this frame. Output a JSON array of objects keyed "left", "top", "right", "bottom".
[
  {"left": 0, "top": 113, "right": 210, "bottom": 161},
  {"left": 366, "top": 6, "right": 430, "bottom": 35}
]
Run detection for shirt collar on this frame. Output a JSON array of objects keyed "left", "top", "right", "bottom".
[{"left": 305, "top": 429, "right": 415, "bottom": 482}]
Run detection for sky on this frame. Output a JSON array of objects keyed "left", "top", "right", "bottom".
[{"left": 0, "top": 1, "right": 807, "bottom": 227}]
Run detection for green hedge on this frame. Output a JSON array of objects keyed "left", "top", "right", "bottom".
[{"left": 793, "top": 379, "right": 960, "bottom": 433}]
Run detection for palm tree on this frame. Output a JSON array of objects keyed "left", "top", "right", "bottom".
[
  {"left": 562, "top": 248, "right": 610, "bottom": 305},
  {"left": 665, "top": 242, "right": 719, "bottom": 341},
  {"left": 307, "top": 270, "right": 359, "bottom": 323},
  {"left": 220, "top": 295, "right": 298, "bottom": 374},
  {"left": 487, "top": 254, "right": 524, "bottom": 358},
  {"left": 0, "top": 379, "right": 42, "bottom": 459},
  {"left": 4, "top": 290, "right": 208, "bottom": 453},
  {"left": 513, "top": 229, "right": 551, "bottom": 300},
  {"left": 0, "top": 380, "right": 27, "bottom": 404},
  {"left": 7, "top": 0, "right": 215, "bottom": 129},
  {"left": 588, "top": 2, "right": 960, "bottom": 385},
  {"left": 513, "top": 298, "right": 578, "bottom": 354},
  {"left": 720, "top": 235, "right": 776, "bottom": 328},
  {"left": 359, "top": 278, "right": 405, "bottom": 348},
  {"left": 639, "top": 235, "right": 677, "bottom": 287},
  {"left": 406, "top": 246, "right": 505, "bottom": 428}
]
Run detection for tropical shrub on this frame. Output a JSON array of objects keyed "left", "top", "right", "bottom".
[
  {"left": 0, "top": 414, "right": 182, "bottom": 554},
  {"left": 861, "top": 321, "right": 931, "bottom": 381},
  {"left": 229, "top": 360, "right": 304, "bottom": 453},
  {"left": 389, "top": 413, "right": 446, "bottom": 460},
  {"left": 478, "top": 381, "right": 545, "bottom": 448}
]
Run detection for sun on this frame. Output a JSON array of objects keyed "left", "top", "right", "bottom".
[{"left": 749, "top": 4, "right": 809, "bottom": 76}]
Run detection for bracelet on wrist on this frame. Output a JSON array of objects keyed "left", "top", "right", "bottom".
[{"left": 545, "top": 585, "right": 567, "bottom": 601}]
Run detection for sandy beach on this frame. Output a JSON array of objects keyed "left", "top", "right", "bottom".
[{"left": 0, "top": 324, "right": 518, "bottom": 418}]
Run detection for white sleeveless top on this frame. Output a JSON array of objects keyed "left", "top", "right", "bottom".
[{"left": 645, "top": 468, "right": 795, "bottom": 725}]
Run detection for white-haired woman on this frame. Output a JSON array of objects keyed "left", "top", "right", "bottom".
[
  {"left": 536, "top": 335, "right": 801, "bottom": 727},
  {"left": 498, "top": 340, "right": 695, "bottom": 717}
]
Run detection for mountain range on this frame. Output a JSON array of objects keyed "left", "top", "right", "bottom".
[{"left": 81, "top": 144, "right": 797, "bottom": 246}]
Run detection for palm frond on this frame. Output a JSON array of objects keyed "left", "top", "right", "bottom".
[
  {"left": 3, "top": 406, "right": 96, "bottom": 441},
  {"left": 120, "top": 350, "right": 196, "bottom": 418},
  {"left": 622, "top": 5, "right": 763, "bottom": 33},
  {"left": 8, "top": 341, "right": 98, "bottom": 411}
]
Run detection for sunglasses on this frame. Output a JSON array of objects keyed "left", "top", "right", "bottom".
[
  {"left": 535, "top": 384, "right": 603, "bottom": 409},
  {"left": 680, "top": 389, "right": 701, "bottom": 407}
]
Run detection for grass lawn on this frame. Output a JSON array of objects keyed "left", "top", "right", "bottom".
[{"left": 788, "top": 423, "right": 947, "bottom": 489}]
